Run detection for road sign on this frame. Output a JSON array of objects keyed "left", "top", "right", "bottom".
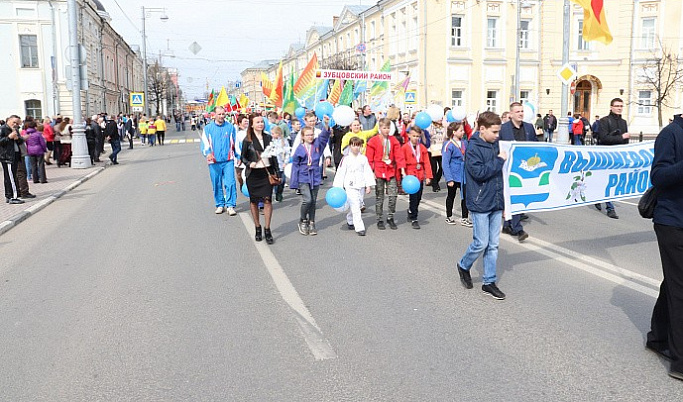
[
  {"left": 404, "top": 90, "right": 416, "bottom": 104},
  {"left": 130, "top": 92, "right": 144, "bottom": 108},
  {"left": 556, "top": 63, "right": 577, "bottom": 85},
  {"left": 570, "top": 80, "right": 577, "bottom": 95},
  {"left": 189, "top": 42, "right": 202, "bottom": 55},
  {"left": 235, "top": 81, "right": 242, "bottom": 89},
  {"left": 355, "top": 43, "right": 366, "bottom": 53},
  {"left": 132, "top": 106, "right": 143, "bottom": 112}
]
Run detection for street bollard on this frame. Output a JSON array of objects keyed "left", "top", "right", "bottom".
[{"left": 639, "top": 131, "right": 643, "bottom": 142}]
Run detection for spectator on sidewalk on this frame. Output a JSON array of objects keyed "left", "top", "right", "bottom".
[
  {"left": 1, "top": 115, "right": 25, "bottom": 204},
  {"left": 104, "top": 116, "right": 120, "bottom": 165},
  {"left": 26, "top": 120, "right": 47, "bottom": 183},
  {"left": 42, "top": 117, "right": 55, "bottom": 165}
]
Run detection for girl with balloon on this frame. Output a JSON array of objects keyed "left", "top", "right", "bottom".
[
  {"left": 289, "top": 114, "right": 331, "bottom": 236},
  {"left": 400, "top": 125, "right": 433, "bottom": 229},
  {"left": 332, "top": 136, "right": 376, "bottom": 236}
]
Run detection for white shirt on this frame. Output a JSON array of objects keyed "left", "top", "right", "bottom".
[{"left": 333, "top": 153, "right": 376, "bottom": 189}]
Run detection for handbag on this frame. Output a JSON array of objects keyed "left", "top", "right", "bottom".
[
  {"left": 255, "top": 147, "right": 281, "bottom": 186},
  {"left": 638, "top": 186, "right": 658, "bottom": 219}
]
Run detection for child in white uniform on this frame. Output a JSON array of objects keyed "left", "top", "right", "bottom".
[{"left": 333, "top": 136, "right": 376, "bottom": 236}]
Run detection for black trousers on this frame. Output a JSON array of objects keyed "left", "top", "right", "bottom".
[
  {"left": 446, "top": 182, "right": 468, "bottom": 219},
  {"left": 407, "top": 181, "right": 424, "bottom": 221},
  {"left": 648, "top": 223, "right": 683, "bottom": 373},
  {"left": 1, "top": 153, "right": 19, "bottom": 199},
  {"left": 430, "top": 155, "right": 443, "bottom": 189}
]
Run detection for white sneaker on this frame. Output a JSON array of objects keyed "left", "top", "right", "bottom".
[
  {"left": 226, "top": 207, "right": 237, "bottom": 216},
  {"left": 215, "top": 206, "right": 225, "bottom": 214},
  {"left": 461, "top": 218, "right": 473, "bottom": 228},
  {"left": 445, "top": 217, "right": 457, "bottom": 225}
]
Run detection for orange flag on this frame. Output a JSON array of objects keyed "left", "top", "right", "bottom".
[
  {"left": 269, "top": 62, "right": 284, "bottom": 108},
  {"left": 261, "top": 72, "right": 273, "bottom": 99},
  {"left": 570, "top": 0, "right": 613, "bottom": 45},
  {"left": 293, "top": 53, "right": 318, "bottom": 99},
  {"left": 327, "top": 79, "right": 342, "bottom": 105}
]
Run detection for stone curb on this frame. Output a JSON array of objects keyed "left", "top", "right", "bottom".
[{"left": 0, "top": 166, "right": 106, "bottom": 237}]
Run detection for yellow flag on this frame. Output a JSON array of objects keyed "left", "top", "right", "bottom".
[{"left": 215, "top": 86, "right": 229, "bottom": 107}]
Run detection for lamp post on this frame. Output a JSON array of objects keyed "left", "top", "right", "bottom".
[
  {"left": 66, "top": 0, "right": 90, "bottom": 168},
  {"left": 141, "top": 6, "right": 168, "bottom": 117}
]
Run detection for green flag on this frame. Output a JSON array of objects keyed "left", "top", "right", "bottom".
[
  {"left": 206, "top": 89, "right": 216, "bottom": 112},
  {"left": 370, "top": 60, "right": 391, "bottom": 97},
  {"left": 283, "top": 71, "right": 299, "bottom": 115},
  {"left": 338, "top": 81, "right": 354, "bottom": 106}
]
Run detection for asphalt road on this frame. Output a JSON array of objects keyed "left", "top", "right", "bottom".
[{"left": 0, "top": 128, "right": 680, "bottom": 401}]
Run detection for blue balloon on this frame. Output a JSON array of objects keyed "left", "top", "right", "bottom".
[
  {"left": 241, "top": 183, "right": 249, "bottom": 197},
  {"left": 329, "top": 117, "right": 335, "bottom": 127},
  {"left": 415, "top": 112, "right": 432, "bottom": 129},
  {"left": 446, "top": 110, "right": 456, "bottom": 123},
  {"left": 402, "top": 175, "right": 421, "bottom": 195},
  {"left": 315, "top": 101, "right": 334, "bottom": 120},
  {"left": 295, "top": 107, "right": 306, "bottom": 120},
  {"left": 325, "top": 187, "right": 347, "bottom": 209}
]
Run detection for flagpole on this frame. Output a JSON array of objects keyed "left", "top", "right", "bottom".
[{"left": 558, "top": 0, "right": 571, "bottom": 144}]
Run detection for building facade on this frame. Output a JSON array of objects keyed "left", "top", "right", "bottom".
[
  {"left": 243, "top": 0, "right": 682, "bottom": 133},
  {"left": 0, "top": 0, "right": 144, "bottom": 120}
]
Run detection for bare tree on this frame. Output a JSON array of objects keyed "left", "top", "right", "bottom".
[
  {"left": 148, "top": 61, "right": 168, "bottom": 115},
  {"left": 636, "top": 39, "right": 683, "bottom": 129}
]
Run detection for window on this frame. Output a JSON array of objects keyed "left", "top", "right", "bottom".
[
  {"left": 577, "top": 20, "right": 590, "bottom": 50},
  {"left": 24, "top": 99, "right": 42, "bottom": 118},
  {"left": 520, "top": 91, "right": 530, "bottom": 103},
  {"left": 487, "top": 18, "right": 498, "bottom": 48},
  {"left": 641, "top": 18, "right": 656, "bottom": 49},
  {"left": 370, "top": 21, "right": 376, "bottom": 38},
  {"left": 20, "top": 35, "right": 39, "bottom": 68},
  {"left": 451, "top": 90, "right": 464, "bottom": 108},
  {"left": 638, "top": 90, "right": 652, "bottom": 114},
  {"left": 411, "top": 16, "right": 418, "bottom": 49},
  {"left": 486, "top": 90, "right": 498, "bottom": 112},
  {"left": 519, "top": 20, "right": 530, "bottom": 49},
  {"left": 451, "top": 15, "right": 463, "bottom": 46}
]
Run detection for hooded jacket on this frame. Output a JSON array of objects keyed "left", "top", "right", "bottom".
[{"left": 464, "top": 134, "right": 505, "bottom": 213}]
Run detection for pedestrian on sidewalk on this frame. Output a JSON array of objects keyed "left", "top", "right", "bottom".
[
  {"left": 200, "top": 106, "right": 238, "bottom": 216},
  {"left": 85, "top": 117, "right": 97, "bottom": 164},
  {"left": 1, "top": 115, "right": 25, "bottom": 204},
  {"left": 647, "top": 113, "right": 683, "bottom": 382},
  {"left": 104, "top": 116, "right": 120, "bottom": 165},
  {"left": 26, "top": 120, "right": 47, "bottom": 183},
  {"left": 42, "top": 117, "right": 54, "bottom": 165},
  {"left": 56, "top": 117, "right": 72, "bottom": 167},
  {"left": 456, "top": 111, "right": 507, "bottom": 300}
]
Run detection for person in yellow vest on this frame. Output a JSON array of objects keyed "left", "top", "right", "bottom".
[
  {"left": 340, "top": 119, "right": 379, "bottom": 155},
  {"left": 138, "top": 117, "right": 148, "bottom": 145},
  {"left": 147, "top": 118, "right": 157, "bottom": 146},
  {"left": 154, "top": 115, "right": 167, "bottom": 145}
]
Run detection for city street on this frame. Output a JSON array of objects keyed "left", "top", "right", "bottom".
[{"left": 0, "top": 127, "right": 680, "bottom": 401}]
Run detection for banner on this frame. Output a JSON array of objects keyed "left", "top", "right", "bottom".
[
  {"left": 316, "top": 69, "right": 394, "bottom": 82},
  {"left": 500, "top": 142, "right": 655, "bottom": 219}
]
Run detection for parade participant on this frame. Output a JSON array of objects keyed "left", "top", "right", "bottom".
[
  {"left": 340, "top": 119, "right": 378, "bottom": 155},
  {"left": 234, "top": 114, "right": 249, "bottom": 188},
  {"left": 200, "top": 106, "right": 238, "bottom": 216},
  {"left": 291, "top": 113, "right": 332, "bottom": 182},
  {"left": 147, "top": 118, "right": 157, "bottom": 146},
  {"left": 0, "top": 115, "right": 24, "bottom": 204},
  {"left": 154, "top": 115, "right": 167, "bottom": 145},
  {"left": 138, "top": 117, "right": 148, "bottom": 145},
  {"left": 269, "top": 125, "right": 290, "bottom": 202},
  {"left": 289, "top": 118, "right": 301, "bottom": 147},
  {"left": 442, "top": 121, "right": 470, "bottom": 227},
  {"left": 429, "top": 120, "right": 445, "bottom": 192},
  {"left": 333, "top": 136, "right": 376, "bottom": 236},
  {"left": 290, "top": 114, "right": 331, "bottom": 236},
  {"left": 358, "top": 105, "right": 377, "bottom": 130},
  {"left": 456, "top": 111, "right": 507, "bottom": 300},
  {"left": 241, "top": 113, "right": 279, "bottom": 244},
  {"left": 366, "top": 118, "right": 403, "bottom": 230},
  {"left": 594, "top": 98, "right": 629, "bottom": 219},
  {"left": 500, "top": 102, "right": 536, "bottom": 242},
  {"left": 400, "top": 126, "right": 433, "bottom": 229},
  {"left": 646, "top": 113, "right": 683, "bottom": 381}
]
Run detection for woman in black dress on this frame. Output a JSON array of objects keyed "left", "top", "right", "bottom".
[{"left": 241, "top": 114, "right": 278, "bottom": 244}]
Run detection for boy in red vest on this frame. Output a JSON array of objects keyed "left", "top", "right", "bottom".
[{"left": 400, "top": 126, "right": 432, "bottom": 229}]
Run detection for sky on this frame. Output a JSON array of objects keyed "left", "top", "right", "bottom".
[{"left": 102, "top": 0, "right": 376, "bottom": 100}]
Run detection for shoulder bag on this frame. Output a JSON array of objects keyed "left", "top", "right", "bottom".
[{"left": 638, "top": 186, "right": 658, "bottom": 219}]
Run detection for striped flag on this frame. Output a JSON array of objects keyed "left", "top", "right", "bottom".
[
  {"left": 570, "top": 0, "right": 613, "bottom": 44},
  {"left": 327, "top": 79, "right": 343, "bottom": 105}
]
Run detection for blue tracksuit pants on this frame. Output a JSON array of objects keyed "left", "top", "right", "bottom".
[{"left": 209, "top": 160, "right": 236, "bottom": 208}]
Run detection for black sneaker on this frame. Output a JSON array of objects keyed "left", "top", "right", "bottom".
[
  {"left": 377, "top": 221, "right": 386, "bottom": 230},
  {"left": 517, "top": 230, "right": 529, "bottom": 242},
  {"left": 519, "top": 213, "right": 529, "bottom": 221},
  {"left": 411, "top": 220, "right": 420, "bottom": 230},
  {"left": 9, "top": 198, "right": 25, "bottom": 204},
  {"left": 482, "top": 283, "right": 506, "bottom": 300},
  {"left": 457, "top": 263, "right": 473, "bottom": 289},
  {"left": 607, "top": 209, "right": 619, "bottom": 219},
  {"left": 502, "top": 226, "right": 513, "bottom": 235},
  {"left": 387, "top": 218, "right": 397, "bottom": 230},
  {"left": 20, "top": 193, "right": 36, "bottom": 199},
  {"left": 594, "top": 203, "right": 602, "bottom": 211},
  {"left": 347, "top": 223, "right": 355, "bottom": 230},
  {"left": 357, "top": 230, "right": 366, "bottom": 236}
]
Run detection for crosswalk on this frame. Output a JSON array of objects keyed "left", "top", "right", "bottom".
[{"left": 165, "top": 138, "right": 201, "bottom": 145}]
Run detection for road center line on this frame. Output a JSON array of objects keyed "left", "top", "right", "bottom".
[
  {"left": 403, "top": 195, "right": 660, "bottom": 298},
  {"left": 238, "top": 213, "right": 337, "bottom": 361}
]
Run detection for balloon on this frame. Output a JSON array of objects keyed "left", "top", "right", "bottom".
[
  {"left": 295, "top": 107, "right": 306, "bottom": 120},
  {"left": 333, "top": 201, "right": 349, "bottom": 213},
  {"left": 332, "top": 105, "right": 356, "bottom": 126},
  {"left": 329, "top": 117, "right": 336, "bottom": 127},
  {"left": 446, "top": 110, "right": 456, "bottom": 123},
  {"left": 415, "top": 112, "right": 432, "bottom": 129},
  {"left": 325, "top": 187, "right": 347, "bottom": 209},
  {"left": 315, "top": 101, "right": 334, "bottom": 120},
  {"left": 451, "top": 106, "right": 467, "bottom": 122},
  {"left": 284, "top": 163, "right": 292, "bottom": 179},
  {"left": 427, "top": 104, "right": 444, "bottom": 122},
  {"left": 241, "top": 183, "right": 249, "bottom": 197},
  {"left": 401, "top": 175, "right": 421, "bottom": 195},
  {"left": 522, "top": 101, "right": 536, "bottom": 124}
]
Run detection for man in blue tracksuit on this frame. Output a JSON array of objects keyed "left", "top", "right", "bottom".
[{"left": 200, "top": 106, "right": 238, "bottom": 216}]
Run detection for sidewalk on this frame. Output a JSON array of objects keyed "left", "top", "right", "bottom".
[{"left": 0, "top": 157, "right": 108, "bottom": 236}]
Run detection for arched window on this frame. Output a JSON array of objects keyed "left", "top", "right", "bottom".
[{"left": 24, "top": 99, "right": 42, "bottom": 118}]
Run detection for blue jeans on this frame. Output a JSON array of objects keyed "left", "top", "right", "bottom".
[
  {"left": 299, "top": 183, "right": 319, "bottom": 222},
  {"left": 544, "top": 129, "right": 553, "bottom": 143},
  {"left": 459, "top": 210, "right": 503, "bottom": 285},
  {"left": 110, "top": 139, "right": 121, "bottom": 162},
  {"left": 208, "top": 160, "right": 236, "bottom": 208},
  {"left": 573, "top": 134, "right": 583, "bottom": 145},
  {"left": 176, "top": 122, "right": 180, "bottom": 131}
]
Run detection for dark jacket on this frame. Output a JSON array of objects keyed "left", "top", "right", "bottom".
[
  {"left": 543, "top": 114, "right": 557, "bottom": 131},
  {"left": 597, "top": 112, "right": 629, "bottom": 145},
  {"left": 104, "top": 120, "right": 119, "bottom": 141},
  {"left": 652, "top": 115, "right": 683, "bottom": 228},
  {"left": 85, "top": 123, "right": 97, "bottom": 143},
  {"left": 464, "top": 134, "right": 505, "bottom": 213},
  {"left": 0, "top": 124, "right": 23, "bottom": 163},
  {"left": 499, "top": 120, "right": 537, "bottom": 142},
  {"left": 241, "top": 133, "right": 279, "bottom": 178}
]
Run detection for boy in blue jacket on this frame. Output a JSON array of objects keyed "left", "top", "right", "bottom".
[{"left": 456, "top": 111, "right": 508, "bottom": 300}]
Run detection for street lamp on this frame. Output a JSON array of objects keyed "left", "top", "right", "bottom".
[
  {"left": 141, "top": 6, "right": 168, "bottom": 117},
  {"left": 66, "top": 0, "right": 90, "bottom": 168}
]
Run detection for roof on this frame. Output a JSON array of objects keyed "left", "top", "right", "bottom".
[
  {"left": 345, "top": 5, "right": 370, "bottom": 15},
  {"left": 90, "top": 0, "right": 106, "bottom": 12}
]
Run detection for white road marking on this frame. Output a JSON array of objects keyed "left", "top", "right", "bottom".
[
  {"left": 404, "top": 195, "right": 661, "bottom": 298},
  {"left": 238, "top": 213, "right": 337, "bottom": 361},
  {"left": 179, "top": 139, "right": 186, "bottom": 144}
]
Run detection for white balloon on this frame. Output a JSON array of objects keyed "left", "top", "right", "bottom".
[
  {"left": 284, "top": 163, "right": 292, "bottom": 179},
  {"left": 427, "top": 104, "right": 444, "bottom": 122},
  {"left": 523, "top": 101, "right": 536, "bottom": 124},
  {"left": 332, "top": 105, "right": 356, "bottom": 127},
  {"left": 452, "top": 106, "right": 467, "bottom": 122}
]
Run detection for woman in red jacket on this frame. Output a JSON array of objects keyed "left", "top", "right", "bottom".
[{"left": 42, "top": 118, "right": 55, "bottom": 165}]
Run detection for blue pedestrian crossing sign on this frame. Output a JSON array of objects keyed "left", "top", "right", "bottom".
[
  {"left": 130, "top": 92, "right": 144, "bottom": 107},
  {"left": 404, "top": 90, "right": 416, "bottom": 104}
]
